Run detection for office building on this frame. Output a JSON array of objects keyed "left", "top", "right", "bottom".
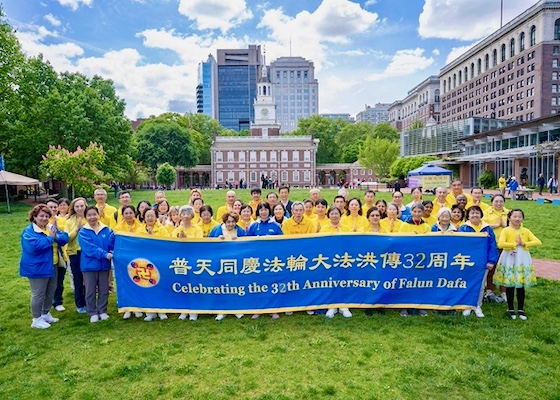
[
  {"left": 196, "top": 54, "right": 218, "bottom": 120},
  {"left": 217, "top": 45, "right": 262, "bottom": 131},
  {"left": 269, "top": 56, "right": 319, "bottom": 133},
  {"left": 355, "top": 103, "right": 391, "bottom": 124}
]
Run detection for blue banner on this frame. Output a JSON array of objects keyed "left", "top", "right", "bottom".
[{"left": 113, "top": 233, "right": 489, "bottom": 313}]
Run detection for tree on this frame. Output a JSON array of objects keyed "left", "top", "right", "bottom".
[
  {"left": 156, "top": 162, "right": 176, "bottom": 188},
  {"left": 135, "top": 116, "right": 200, "bottom": 169},
  {"left": 358, "top": 137, "right": 400, "bottom": 178},
  {"left": 371, "top": 122, "right": 399, "bottom": 141},
  {"left": 409, "top": 121, "right": 425, "bottom": 131},
  {"left": 118, "top": 159, "right": 150, "bottom": 189},
  {"left": 40, "top": 142, "right": 106, "bottom": 198},
  {"left": 335, "top": 122, "right": 374, "bottom": 163},
  {"left": 390, "top": 155, "right": 438, "bottom": 179},
  {"left": 292, "top": 116, "right": 347, "bottom": 163}
]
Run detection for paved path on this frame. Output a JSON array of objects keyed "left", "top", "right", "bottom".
[{"left": 534, "top": 259, "right": 560, "bottom": 281}]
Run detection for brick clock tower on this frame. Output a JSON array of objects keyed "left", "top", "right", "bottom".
[{"left": 251, "top": 50, "right": 281, "bottom": 137}]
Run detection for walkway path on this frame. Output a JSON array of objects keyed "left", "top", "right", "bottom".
[{"left": 534, "top": 259, "right": 560, "bottom": 281}]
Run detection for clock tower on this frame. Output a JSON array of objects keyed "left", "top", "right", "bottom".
[{"left": 251, "top": 49, "right": 280, "bottom": 137}]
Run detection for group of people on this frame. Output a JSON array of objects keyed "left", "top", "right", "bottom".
[{"left": 20, "top": 180, "right": 541, "bottom": 329}]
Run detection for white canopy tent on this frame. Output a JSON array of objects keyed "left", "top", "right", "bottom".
[{"left": 0, "top": 170, "right": 40, "bottom": 213}]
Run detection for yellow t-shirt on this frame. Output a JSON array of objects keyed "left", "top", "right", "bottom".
[
  {"left": 197, "top": 219, "right": 219, "bottom": 237},
  {"left": 379, "top": 218, "right": 403, "bottom": 233},
  {"left": 136, "top": 222, "right": 170, "bottom": 237},
  {"left": 341, "top": 214, "right": 369, "bottom": 233},
  {"left": 282, "top": 216, "right": 315, "bottom": 235},
  {"left": 497, "top": 227, "right": 541, "bottom": 250},
  {"left": 96, "top": 203, "right": 117, "bottom": 229},
  {"left": 319, "top": 224, "right": 351, "bottom": 233},
  {"left": 172, "top": 224, "right": 203, "bottom": 239},
  {"left": 482, "top": 207, "right": 510, "bottom": 242},
  {"left": 114, "top": 218, "right": 143, "bottom": 233},
  {"left": 399, "top": 221, "right": 431, "bottom": 234}
]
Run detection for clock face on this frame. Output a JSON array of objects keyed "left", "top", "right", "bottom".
[{"left": 261, "top": 108, "right": 269, "bottom": 117}]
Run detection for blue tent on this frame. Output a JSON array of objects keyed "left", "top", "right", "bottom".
[{"left": 407, "top": 164, "right": 452, "bottom": 189}]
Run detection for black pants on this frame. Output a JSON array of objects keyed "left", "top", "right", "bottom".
[{"left": 52, "top": 266, "right": 67, "bottom": 307}]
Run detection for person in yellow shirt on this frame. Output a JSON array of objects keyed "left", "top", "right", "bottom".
[
  {"left": 365, "top": 207, "right": 388, "bottom": 233},
  {"left": 450, "top": 205, "right": 465, "bottom": 230},
  {"left": 64, "top": 197, "right": 88, "bottom": 314},
  {"left": 237, "top": 204, "right": 254, "bottom": 232},
  {"left": 314, "top": 199, "right": 330, "bottom": 232},
  {"left": 197, "top": 205, "right": 220, "bottom": 237},
  {"left": 216, "top": 190, "right": 237, "bottom": 222},
  {"left": 362, "top": 190, "right": 376, "bottom": 215},
  {"left": 446, "top": 179, "right": 473, "bottom": 206},
  {"left": 341, "top": 197, "right": 369, "bottom": 232},
  {"left": 46, "top": 199, "right": 70, "bottom": 312},
  {"left": 494, "top": 209, "right": 542, "bottom": 320},
  {"left": 136, "top": 209, "right": 169, "bottom": 238},
  {"left": 248, "top": 187, "right": 263, "bottom": 219},
  {"left": 303, "top": 199, "right": 318, "bottom": 223},
  {"left": 432, "top": 187, "right": 453, "bottom": 215},
  {"left": 114, "top": 190, "right": 132, "bottom": 226},
  {"left": 498, "top": 174, "right": 507, "bottom": 196},
  {"left": 191, "top": 198, "right": 204, "bottom": 225},
  {"left": 379, "top": 203, "right": 403, "bottom": 233},
  {"left": 114, "top": 205, "right": 143, "bottom": 233},
  {"left": 94, "top": 188, "right": 117, "bottom": 229},
  {"left": 421, "top": 200, "right": 437, "bottom": 226},
  {"left": 468, "top": 186, "right": 490, "bottom": 211},
  {"left": 399, "top": 204, "right": 431, "bottom": 235},
  {"left": 172, "top": 205, "right": 203, "bottom": 239},
  {"left": 165, "top": 206, "right": 181, "bottom": 235},
  {"left": 282, "top": 201, "right": 315, "bottom": 235},
  {"left": 309, "top": 188, "right": 321, "bottom": 209},
  {"left": 189, "top": 188, "right": 202, "bottom": 205}
]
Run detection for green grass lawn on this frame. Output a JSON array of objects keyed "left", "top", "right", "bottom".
[{"left": 1, "top": 190, "right": 559, "bottom": 399}]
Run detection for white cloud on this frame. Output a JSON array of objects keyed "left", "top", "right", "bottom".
[
  {"left": 178, "top": 0, "right": 253, "bottom": 33},
  {"left": 419, "top": 0, "right": 533, "bottom": 41},
  {"left": 56, "top": 0, "right": 93, "bottom": 11},
  {"left": 432, "top": 48, "right": 440, "bottom": 56},
  {"left": 366, "top": 48, "right": 434, "bottom": 81},
  {"left": 445, "top": 43, "right": 477, "bottom": 64},
  {"left": 44, "top": 14, "right": 61, "bottom": 27},
  {"left": 365, "top": 0, "right": 377, "bottom": 5}
]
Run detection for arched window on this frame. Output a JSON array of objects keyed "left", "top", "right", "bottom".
[
  {"left": 501, "top": 44, "right": 506, "bottom": 62},
  {"left": 448, "top": 77, "right": 451, "bottom": 92},
  {"left": 470, "top": 62, "right": 474, "bottom": 79},
  {"left": 530, "top": 25, "right": 536, "bottom": 46},
  {"left": 555, "top": 19, "right": 560, "bottom": 40},
  {"left": 493, "top": 49, "right": 497, "bottom": 66},
  {"left": 477, "top": 58, "right": 482, "bottom": 75},
  {"left": 464, "top": 67, "right": 468, "bottom": 81},
  {"left": 510, "top": 38, "right": 515, "bottom": 57},
  {"left": 435, "top": 89, "right": 440, "bottom": 102},
  {"left": 453, "top": 74, "right": 456, "bottom": 88},
  {"left": 443, "top": 80, "right": 447, "bottom": 93},
  {"left": 520, "top": 32, "right": 525, "bottom": 52},
  {"left": 458, "top": 70, "right": 462, "bottom": 85},
  {"left": 485, "top": 54, "right": 489, "bottom": 71}
]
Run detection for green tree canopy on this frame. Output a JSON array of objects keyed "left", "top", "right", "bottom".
[
  {"left": 135, "top": 116, "right": 200, "bottom": 169},
  {"left": 390, "top": 155, "right": 439, "bottom": 179},
  {"left": 358, "top": 137, "right": 400, "bottom": 178},
  {"left": 156, "top": 162, "right": 176, "bottom": 188},
  {"left": 292, "top": 116, "right": 347, "bottom": 163}
]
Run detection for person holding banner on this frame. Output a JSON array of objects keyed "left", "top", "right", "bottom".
[
  {"left": 321, "top": 206, "right": 353, "bottom": 318},
  {"left": 399, "top": 204, "right": 431, "bottom": 235},
  {"left": 341, "top": 198, "right": 369, "bottom": 232},
  {"left": 20, "top": 204, "right": 69, "bottom": 329},
  {"left": 282, "top": 201, "right": 315, "bottom": 235},
  {"left": 494, "top": 209, "right": 541, "bottom": 320},
  {"left": 459, "top": 206, "right": 499, "bottom": 318},
  {"left": 247, "top": 203, "right": 283, "bottom": 320},
  {"left": 209, "top": 211, "right": 246, "bottom": 240},
  {"left": 431, "top": 208, "right": 456, "bottom": 232},
  {"left": 365, "top": 207, "right": 387, "bottom": 233},
  {"left": 379, "top": 203, "right": 403, "bottom": 233},
  {"left": 197, "top": 205, "right": 219, "bottom": 237},
  {"left": 78, "top": 206, "right": 115, "bottom": 323}
]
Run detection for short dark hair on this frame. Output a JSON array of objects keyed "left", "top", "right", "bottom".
[
  {"left": 250, "top": 187, "right": 262, "bottom": 195},
  {"left": 199, "top": 205, "right": 213, "bottom": 216}
]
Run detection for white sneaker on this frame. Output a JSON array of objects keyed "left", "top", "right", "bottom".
[
  {"left": 55, "top": 305, "right": 66, "bottom": 312},
  {"left": 189, "top": 313, "right": 198, "bottom": 321},
  {"left": 326, "top": 308, "right": 337, "bottom": 318},
  {"left": 474, "top": 306, "right": 485, "bottom": 318},
  {"left": 235, "top": 314, "right": 244, "bottom": 319},
  {"left": 134, "top": 312, "right": 143, "bottom": 318},
  {"left": 99, "top": 313, "right": 109, "bottom": 321},
  {"left": 178, "top": 313, "right": 187, "bottom": 320},
  {"left": 123, "top": 311, "right": 132, "bottom": 319},
  {"left": 500, "top": 292, "right": 507, "bottom": 302},
  {"left": 158, "top": 313, "right": 168, "bottom": 320},
  {"left": 144, "top": 313, "right": 156, "bottom": 322},
  {"left": 42, "top": 312, "right": 59, "bottom": 323},
  {"left": 462, "top": 309, "right": 472, "bottom": 316},
  {"left": 307, "top": 311, "right": 315, "bottom": 315},
  {"left": 340, "top": 308, "right": 352, "bottom": 318},
  {"left": 285, "top": 312, "right": 293, "bottom": 315},
  {"left": 31, "top": 317, "right": 51, "bottom": 329},
  {"left": 90, "top": 315, "right": 99, "bottom": 323},
  {"left": 215, "top": 314, "right": 226, "bottom": 321}
]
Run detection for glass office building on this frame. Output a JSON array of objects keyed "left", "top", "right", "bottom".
[{"left": 196, "top": 54, "right": 217, "bottom": 119}]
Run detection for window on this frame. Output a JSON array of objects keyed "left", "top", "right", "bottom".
[
  {"left": 239, "top": 152, "right": 245, "bottom": 162},
  {"left": 270, "top": 151, "right": 277, "bottom": 162},
  {"left": 510, "top": 38, "right": 515, "bottom": 57},
  {"left": 281, "top": 170, "right": 288, "bottom": 183},
  {"left": 485, "top": 54, "right": 489, "bottom": 71},
  {"left": 554, "top": 59, "right": 560, "bottom": 68},
  {"left": 250, "top": 171, "right": 257, "bottom": 182},
  {"left": 216, "top": 151, "right": 223, "bottom": 162},
  {"left": 453, "top": 74, "right": 457, "bottom": 88},
  {"left": 250, "top": 151, "right": 257, "bottom": 162},
  {"left": 470, "top": 62, "right": 474, "bottom": 79},
  {"left": 292, "top": 151, "right": 299, "bottom": 161},
  {"left": 520, "top": 32, "right": 525, "bottom": 52},
  {"left": 292, "top": 170, "right": 300, "bottom": 181},
  {"left": 281, "top": 151, "right": 288, "bottom": 161},
  {"left": 227, "top": 171, "right": 234, "bottom": 182},
  {"left": 304, "top": 150, "right": 311, "bottom": 161},
  {"left": 477, "top": 58, "right": 482, "bottom": 75},
  {"left": 216, "top": 171, "right": 223, "bottom": 183},
  {"left": 304, "top": 170, "right": 310, "bottom": 182},
  {"left": 530, "top": 25, "right": 536, "bottom": 46},
  {"left": 556, "top": 19, "right": 560, "bottom": 40},
  {"left": 493, "top": 49, "right": 497, "bottom": 66},
  {"left": 227, "top": 151, "right": 234, "bottom": 162},
  {"left": 501, "top": 44, "right": 506, "bottom": 62},
  {"left": 260, "top": 151, "right": 267, "bottom": 162}
]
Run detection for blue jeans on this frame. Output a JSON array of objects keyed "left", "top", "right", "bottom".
[{"left": 69, "top": 253, "right": 86, "bottom": 309}]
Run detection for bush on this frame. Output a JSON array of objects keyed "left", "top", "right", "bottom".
[{"left": 478, "top": 170, "right": 496, "bottom": 189}]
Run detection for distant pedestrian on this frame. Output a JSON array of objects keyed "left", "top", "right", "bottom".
[
  {"left": 537, "top": 173, "right": 545, "bottom": 196},
  {"left": 548, "top": 175, "right": 558, "bottom": 194},
  {"left": 508, "top": 176, "right": 519, "bottom": 201}
]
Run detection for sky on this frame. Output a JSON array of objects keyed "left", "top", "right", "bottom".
[{"left": 3, "top": 0, "right": 539, "bottom": 120}]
